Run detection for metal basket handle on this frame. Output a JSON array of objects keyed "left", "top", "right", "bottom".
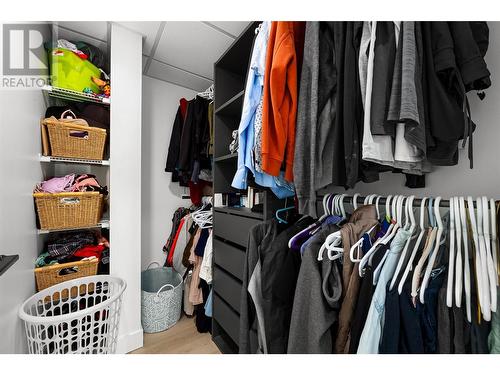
[{"left": 153, "top": 284, "right": 174, "bottom": 303}]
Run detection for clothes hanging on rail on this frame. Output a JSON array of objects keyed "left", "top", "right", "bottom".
[
  {"left": 231, "top": 21, "right": 295, "bottom": 199},
  {"left": 162, "top": 205, "right": 214, "bottom": 334},
  {"left": 261, "top": 21, "right": 305, "bottom": 181},
  {"left": 239, "top": 194, "right": 499, "bottom": 354},
  {"left": 165, "top": 94, "right": 214, "bottom": 204},
  {"left": 287, "top": 221, "right": 343, "bottom": 354},
  {"left": 234, "top": 21, "right": 491, "bottom": 216}
]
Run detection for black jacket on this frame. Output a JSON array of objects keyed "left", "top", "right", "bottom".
[
  {"left": 165, "top": 105, "right": 185, "bottom": 182},
  {"left": 422, "top": 21, "right": 490, "bottom": 167}
]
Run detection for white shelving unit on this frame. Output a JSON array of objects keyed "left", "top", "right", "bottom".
[
  {"left": 37, "top": 219, "right": 110, "bottom": 235},
  {"left": 42, "top": 85, "right": 111, "bottom": 105},
  {"left": 39, "top": 154, "right": 110, "bottom": 166}
]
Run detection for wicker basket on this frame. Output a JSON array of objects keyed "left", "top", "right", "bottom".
[
  {"left": 43, "top": 118, "right": 107, "bottom": 160},
  {"left": 35, "top": 258, "right": 99, "bottom": 293},
  {"left": 34, "top": 192, "right": 104, "bottom": 230}
]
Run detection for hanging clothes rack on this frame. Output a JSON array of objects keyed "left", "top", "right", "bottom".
[{"left": 316, "top": 194, "right": 498, "bottom": 209}]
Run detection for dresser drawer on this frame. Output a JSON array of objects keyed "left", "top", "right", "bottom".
[
  {"left": 213, "top": 238, "right": 245, "bottom": 280},
  {"left": 213, "top": 266, "right": 242, "bottom": 313},
  {"left": 213, "top": 293, "right": 240, "bottom": 345},
  {"left": 213, "top": 211, "right": 261, "bottom": 247}
]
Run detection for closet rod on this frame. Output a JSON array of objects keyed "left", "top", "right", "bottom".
[{"left": 316, "top": 194, "right": 499, "bottom": 208}]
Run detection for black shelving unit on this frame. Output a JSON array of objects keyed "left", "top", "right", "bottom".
[{"left": 211, "top": 21, "right": 283, "bottom": 354}]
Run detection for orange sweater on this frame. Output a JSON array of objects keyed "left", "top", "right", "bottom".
[{"left": 261, "top": 21, "right": 305, "bottom": 182}]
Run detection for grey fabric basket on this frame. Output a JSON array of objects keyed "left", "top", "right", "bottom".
[{"left": 141, "top": 262, "right": 183, "bottom": 333}]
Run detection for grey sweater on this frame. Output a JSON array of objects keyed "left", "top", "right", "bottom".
[
  {"left": 293, "top": 22, "right": 320, "bottom": 217},
  {"left": 287, "top": 223, "right": 343, "bottom": 353},
  {"left": 387, "top": 21, "right": 426, "bottom": 157}
]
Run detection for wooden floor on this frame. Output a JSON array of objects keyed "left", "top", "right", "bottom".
[{"left": 131, "top": 316, "right": 220, "bottom": 354}]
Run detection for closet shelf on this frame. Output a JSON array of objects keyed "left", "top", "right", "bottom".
[
  {"left": 39, "top": 155, "right": 110, "bottom": 166},
  {"left": 214, "top": 206, "right": 263, "bottom": 219},
  {"left": 37, "top": 219, "right": 110, "bottom": 235},
  {"left": 42, "top": 85, "right": 111, "bottom": 105},
  {"left": 215, "top": 90, "right": 244, "bottom": 118},
  {"left": 214, "top": 153, "right": 237, "bottom": 162}
]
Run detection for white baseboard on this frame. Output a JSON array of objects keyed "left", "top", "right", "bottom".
[{"left": 116, "top": 328, "right": 144, "bottom": 354}]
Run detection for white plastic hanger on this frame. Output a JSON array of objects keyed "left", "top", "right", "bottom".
[
  {"left": 482, "top": 196, "right": 497, "bottom": 313},
  {"left": 454, "top": 197, "right": 464, "bottom": 308},
  {"left": 385, "top": 195, "right": 394, "bottom": 221},
  {"left": 446, "top": 197, "right": 456, "bottom": 307},
  {"left": 490, "top": 198, "right": 498, "bottom": 286},
  {"left": 288, "top": 194, "right": 331, "bottom": 249},
  {"left": 318, "top": 194, "right": 344, "bottom": 261},
  {"left": 363, "top": 194, "right": 373, "bottom": 206},
  {"left": 321, "top": 194, "right": 331, "bottom": 218},
  {"left": 477, "top": 197, "right": 492, "bottom": 319},
  {"left": 191, "top": 196, "right": 213, "bottom": 228},
  {"left": 332, "top": 194, "right": 340, "bottom": 217},
  {"left": 390, "top": 195, "right": 416, "bottom": 291},
  {"left": 398, "top": 197, "right": 428, "bottom": 295},
  {"left": 359, "top": 195, "right": 396, "bottom": 277},
  {"left": 459, "top": 197, "right": 472, "bottom": 322},
  {"left": 339, "top": 194, "right": 348, "bottom": 220},
  {"left": 349, "top": 195, "right": 379, "bottom": 263},
  {"left": 352, "top": 193, "right": 361, "bottom": 211},
  {"left": 411, "top": 197, "right": 437, "bottom": 303},
  {"left": 467, "top": 196, "right": 488, "bottom": 320},
  {"left": 420, "top": 197, "right": 445, "bottom": 304},
  {"left": 375, "top": 195, "right": 382, "bottom": 221},
  {"left": 373, "top": 195, "right": 405, "bottom": 284},
  {"left": 318, "top": 229, "right": 343, "bottom": 261}
]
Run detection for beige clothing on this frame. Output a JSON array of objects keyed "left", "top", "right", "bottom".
[
  {"left": 335, "top": 205, "right": 379, "bottom": 353},
  {"left": 188, "top": 228, "right": 204, "bottom": 305}
]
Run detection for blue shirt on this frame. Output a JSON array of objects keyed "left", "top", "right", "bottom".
[
  {"left": 231, "top": 22, "right": 294, "bottom": 199},
  {"left": 357, "top": 229, "right": 411, "bottom": 353}
]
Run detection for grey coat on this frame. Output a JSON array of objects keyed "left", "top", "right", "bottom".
[{"left": 287, "top": 223, "right": 343, "bottom": 353}]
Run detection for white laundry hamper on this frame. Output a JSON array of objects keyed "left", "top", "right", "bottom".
[
  {"left": 19, "top": 275, "right": 126, "bottom": 354},
  {"left": 141, "top": 262, "right": 183, "bottom": 333}
]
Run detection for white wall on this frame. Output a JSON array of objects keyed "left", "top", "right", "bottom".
[
  {"left": 0, "top": 22, "right": 50, "bottom": 354},
  {"left": 109, "top": 23, "right": 143, "bottom": 354},
  {"left": 327, "top": 22, "right": 500, "bottom": 199},
  {"left": 141, "top": 76, "right": 195, "bottom": 269},
  {"left": 0, "top": 90, "right": 45, "bottom": 354}
]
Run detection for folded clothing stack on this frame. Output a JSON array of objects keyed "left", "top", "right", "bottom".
[{"left": 34, "top": 173, "right": 108, "bottom": 195}]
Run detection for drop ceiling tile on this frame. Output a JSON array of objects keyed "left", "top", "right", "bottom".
[
  {"left": 56, "top": 22, "right": 108, "bottom": 42},
  {"left": 52, "top": 25, "right": 107, "bottom": 52},
  {"left": 115, "top": 22, "right": 161, "bottom": 56},
  {"left": 154, "top": 22, "right": 234, "bottom": 80},
  {"left": 147, "top": 59, "right": 212, "bottom": 92},
  {"left": 206, "top": 21, "right": 251, "bottom": 37}
]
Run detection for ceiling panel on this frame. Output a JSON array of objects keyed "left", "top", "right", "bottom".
[
  {"left": 115, "top": 22, "right": 161, "bottom": 56},
  {"left": 206, "top": 21, "right": 251, "bottom": 37},
  {"left": 154, "top": 22, "right": 234, "bottom": 80},
  {"left": 52, "top": 25, "right": 108, "bottom": 53},
  {"left": 56, "top": 21, "right": 108, "bottom": 42},
  {"left": 147, "top": 59, "right": 212, "bottom": 92}
]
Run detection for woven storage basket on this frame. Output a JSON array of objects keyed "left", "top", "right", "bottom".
[
  {"left": 43, "top": 118, "right": 106, "bottom": 160},
  {"left": 35, "top": 258, "right": 99, "bottom": 293},
  {"left": 34, "top": 191, "right": 104, "bottom": 230},
  {"left": 141, "top": 263, "right": 183, "bottom": 333}
]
